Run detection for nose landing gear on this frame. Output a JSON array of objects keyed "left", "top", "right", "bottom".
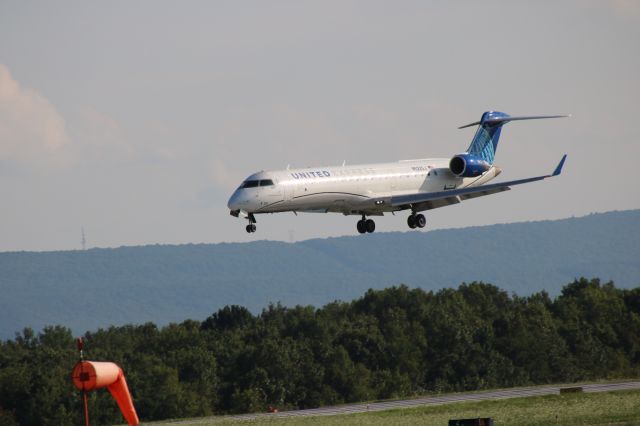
[
  {"left": 356, "top": 215, "right": 376, "bottom": 234},
  {"left": 245, "top": 213, "right": 257, "bottom": 233},
  {"left": 407, "top": 213, "right": 426, "bottom": 230}
]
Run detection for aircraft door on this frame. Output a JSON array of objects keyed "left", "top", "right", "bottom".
[
  {"left": 259, "top": 179, "right": 283, "bottom": 209},
  {"left": 284, "top": 182, "right": 293, "bottom": 201}
]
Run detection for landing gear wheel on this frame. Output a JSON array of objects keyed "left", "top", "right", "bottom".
[
  {"left": 245, "top": 213, "right": 257, "bottom": 233},
  {"left": 407, "top": 215, "right": 417, "bottom": 229},
  {"left": 365, "top": 219, "right": 375, "bottom": 233},
  {"left": 356, "top": 220, "right": 366, "bottom": 234},
  {"left": 415, "top": 214, "right": 426, "bottom": 228}
]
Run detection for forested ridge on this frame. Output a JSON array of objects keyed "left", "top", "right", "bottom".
[
  {"left": 1, "top": 278, "right": 639, "bottom": 425},
  {"left": 2, "top": 210, "right": 639, "bottom": 339}
]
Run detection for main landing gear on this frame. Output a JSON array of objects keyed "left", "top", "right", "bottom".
[
  {"left": 407, "top": 213, "right": 426, "bottom": 230},
  {"left": 245, "top": 213, "right": 257, "bottom": 233},
  {"left": 356, "top": 215, "right": 375, "bottom": 234}
]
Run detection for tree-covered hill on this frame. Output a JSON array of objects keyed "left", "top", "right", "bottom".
[
  {"left": 0, "top": 210, "right": 639, "bottom": 338},
  {"left": 0, "top": 279, "right": 639, "bottom": 425}
]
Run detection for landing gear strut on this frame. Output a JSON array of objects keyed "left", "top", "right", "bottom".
[
  {"left": 245, "top": 213, "right": 257, "bottom": 233},
  {"left": 356, "top": 215, "right": 375, "bottom": 234},
  {"left": 407, "top": 213, "right": 426, "bottom": 230}
]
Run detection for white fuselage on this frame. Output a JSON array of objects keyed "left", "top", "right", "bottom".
[
  {"left": 227, "top": 110, "right": 567, "bottom": 234},
  {"left": 227, "top": 158, "right": 501, "bottom": 216}
]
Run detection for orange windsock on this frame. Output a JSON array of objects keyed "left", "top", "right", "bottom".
[{"left": 72, "top": 361, "right": 140, "bottom": 426}]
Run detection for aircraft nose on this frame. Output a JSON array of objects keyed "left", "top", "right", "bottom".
[
  {"left": 227, "top": 190, "right": 240, "bottom": 210},
  {"left": 227, "top": 189, "right": 248, "bottom": 211}
]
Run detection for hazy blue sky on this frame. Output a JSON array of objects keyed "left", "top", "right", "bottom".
[{"left": 1, "top": 1, "right": 639, "bottom": 251}]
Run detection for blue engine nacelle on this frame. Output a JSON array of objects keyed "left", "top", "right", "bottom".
[{"left": 449, "top": 154, "right": 491, "bottom": 177}]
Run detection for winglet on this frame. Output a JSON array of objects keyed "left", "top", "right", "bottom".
[{"left": 552, "top": 154, "right": 567, "bottom": 176}]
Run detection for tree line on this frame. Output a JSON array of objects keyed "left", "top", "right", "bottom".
[{"left": 1, "top": 278, "right": 639, "bottom": 425}]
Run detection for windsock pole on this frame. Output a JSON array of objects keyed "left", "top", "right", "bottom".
[{"left": 77, "top": 337, "right": 89, "bottom": 426}]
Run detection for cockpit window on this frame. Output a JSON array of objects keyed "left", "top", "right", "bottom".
[
  {"left": 240, "top": 180, "right": 260, "bottom": 188},
  {"left": 240, "top": 179, "right": 274, "bottom": 188}
]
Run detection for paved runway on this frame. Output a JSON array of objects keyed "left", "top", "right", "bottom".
[
  {"left": 159, "top": 381, "right": 640, "bottom": 424},
  {"left": 232, "top": 381, "right": 640, "bottom": 421}
]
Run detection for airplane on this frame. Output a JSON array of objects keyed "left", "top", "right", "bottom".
[{"left": 227, "top": 111, "right": 568, "bottom": 234}]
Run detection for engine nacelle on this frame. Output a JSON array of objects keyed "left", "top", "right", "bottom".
[{"left": 449, "top": 153, "right": 491, "bottom": 177}]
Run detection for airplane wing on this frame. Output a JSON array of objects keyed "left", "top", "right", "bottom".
[{"left": 389, "top": 155, "right": 567, "bottom": 211}]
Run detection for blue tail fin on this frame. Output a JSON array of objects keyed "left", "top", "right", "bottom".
[
  {"left": 462, "top": 111, "right": 510, "bottom": 165},
  {"left": 459, "top": 111, "right": 569, "bottom": 165}
]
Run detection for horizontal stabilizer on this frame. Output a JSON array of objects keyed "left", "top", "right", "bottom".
[{"left": 459, "top": 114, "right": 570, "bottom": 129}]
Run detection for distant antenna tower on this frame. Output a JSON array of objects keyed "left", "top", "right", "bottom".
[
  {"left": 288, "top": 230, "right": 295, "bottom": 243},
  {"left": 81, "top": 226, "right": 86, "bottom": 250}
]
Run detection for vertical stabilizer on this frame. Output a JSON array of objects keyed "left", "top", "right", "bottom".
[
  {"left": 459, "top": 111, "right": 569, "bottom": 165},
  {"left": 464, "top": 111, "right": 510, "bottom": 165}
]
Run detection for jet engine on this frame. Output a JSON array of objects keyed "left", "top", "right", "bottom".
[{"left": 449, "top": 153, "right": 491, "bottom": 177}]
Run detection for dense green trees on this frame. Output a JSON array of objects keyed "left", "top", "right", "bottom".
[{"left": 1, "top": 278, "right": 638, "bottom": 425}]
